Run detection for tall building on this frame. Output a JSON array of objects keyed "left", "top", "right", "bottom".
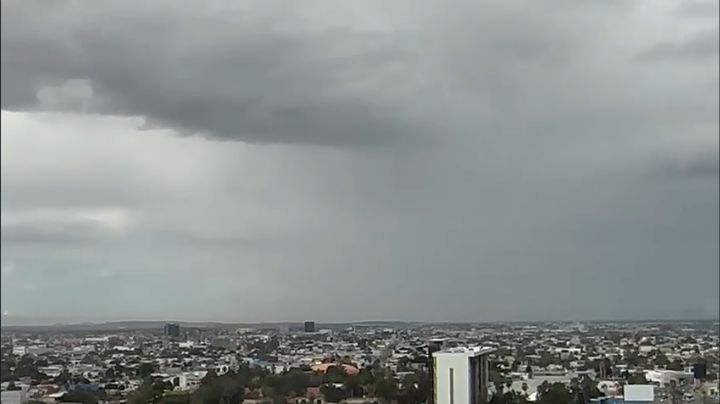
[
  {"left": 304, "top": 321, "right": 315, "bottom": 333},
  {"left": 428, "top": 339, "right": 445, "bottom": 404},
  {"left": 164, "top": 323, "right": 180, "bottom": 338},
  {"left": 432, "top": 347, "right": 494, "bottom": 404}
]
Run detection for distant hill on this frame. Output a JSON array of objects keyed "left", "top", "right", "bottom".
[{"left": 0, "top": 320, "right": 420, "bottom": 333}]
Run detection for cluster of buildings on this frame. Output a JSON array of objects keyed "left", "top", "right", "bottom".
[{"left": 0, "top": 320, "right": 717, "bottom": 403}]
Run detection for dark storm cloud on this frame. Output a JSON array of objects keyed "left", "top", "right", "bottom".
[
  {"left": 0, "top": 1, "right": 434, "bottom": 146},
  {"left": 639, "top": 28, "right": 720, "bottom": 61},
  {"left": 1, "top": 0, "right": 718, "bottom": 323}
]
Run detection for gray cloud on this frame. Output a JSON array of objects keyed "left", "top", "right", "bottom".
[
  {"left": 662, "top": 151, "right": 720, "bottom": 179},
  {"left": 677, "top": 1, "right": 720, "bottom": 18},
  {"left": 1, "top": 209, "right": 130, "bottom": 244},
  {"left": 1, "top": 1, "right": 437, "bottom": 147},
  {"left": 1, "top": 223, "right": 96, "bottom": 244},
  {"left": 1, "top": 0, "right": 718, "bottom": 323},
  {"left": 639, "top": 28, "right": 719, "bottom": 61}
]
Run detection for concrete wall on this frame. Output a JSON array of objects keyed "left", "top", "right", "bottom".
[{"left": 434, "top": 353, "right": 472, "bottom": 404}]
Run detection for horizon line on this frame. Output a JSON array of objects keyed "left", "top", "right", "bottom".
[{"left": 2, "top": 317, "right": 718, "bottom": 329}]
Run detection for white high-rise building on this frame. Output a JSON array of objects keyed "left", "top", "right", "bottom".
[{"left": 432, "top": 347, "right": 494, "bottom": 404}]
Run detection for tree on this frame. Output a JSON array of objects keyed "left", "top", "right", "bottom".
[
  {"left": 192, "top": 374, "right": 244, "bottom": 404},
  {"left": 344, "top": 376, "right": 362, "bottom": 398},
  {"left": 357, "top": 368, "right": 375, "bottom": 388},
  {"left": 60, "top": 391, "right": 99, "bottom": 404},
  {"left": 285, "top": 369, "right": 312, "bottom": 396},
  {"left": 536, "top": 382, "right": 572, "bottom": 404},
  {"left": 220, "top": 380, "right": 245, "bottom": 404},
  {"left": 667, "top": 359, "right": 684, "bottom": 371},
  {"left": 627, "top": 373, "right": 647, "bottom": 384},
  {"left": 397, "top": 372, "right": 429, "bottom": 404},
  {"left": 374, "top": 376, "right": 397, "bottom": 403},
  {"left": 55, "top": 368, "right": 71, "bottom": 386},
  {"left": 321, "top": 385, "right": 347, "bottom": 403},
  {"left": 138, "top": 362, "right": 157, "bottom": 380},
  {"left": 105, "top": 368, "right": 116, "bottom": 381},
  {"left": 655, "top": 352, "right": 670, "bottom": 368},
  {"left": 624, "top": 349, "right": 642, "bottom": 368},
  {"left": 14, "top": 356, "right": 40, "bottom": 378},
  {"left": 160, "top": 393, "right": 192, "bottom": 404},
  {"left": 128, "top": 381, "right": 163, "bottom": 404},
  {"left": 1, "top": 359, "right": 14, "bottom": 382},
  {"left": 322, "top": 366, "right": 347, "bottom": 384}
]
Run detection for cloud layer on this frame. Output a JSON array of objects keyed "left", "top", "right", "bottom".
[{"left": 1, "top": 0, "right": 718, "bottom": 323}]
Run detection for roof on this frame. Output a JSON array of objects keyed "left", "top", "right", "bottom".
[
  {"left": 310, "top": 363, "right": 359, "bottom": 375},
  {"left": 433, "top": 346, "right": 496, "bottom": 357},
  {"left": 624, "top": 385, "right": 654, "bottom": 401},
  {"left": 306, "top": 386, "right": 322, "bottom": 398},
  {"left": 0, "top": 391, "right": 26, "bottom": 404}
]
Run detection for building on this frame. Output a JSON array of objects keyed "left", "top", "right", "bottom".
[
  {"left": 1, "top": 390, "right": 27, "bottom": 404},
  {"left": 433, "top": 347, "right": 495, "bottom": 404},
  {"left": 644, "top": 370, "right": 693, "bottom": 387},
  {"left": 310, "top": 363, "right": 359, "bottom": 375},
  {"left": 428, "top": 339, "right": 445, "bottom": 404},
  {"left": 623, "top": 385, "right": 654, "bottom": 404},
  {"left": 692, "top": 362, "right": 707, "bottom": 381},
  {"left": 164, "top": 323, "right": 180, "bottom": 338},
  {"left": 303, "top": 321, "right": 315, "bottom": 333},
  {"left": 11, "top": 346, "right": 27, "bottom": 356}
]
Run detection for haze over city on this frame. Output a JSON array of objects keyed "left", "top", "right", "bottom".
[{"left": 1, "top": 0, "right": 718, "bottom": 325}]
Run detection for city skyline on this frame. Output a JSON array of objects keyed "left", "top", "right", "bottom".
[{"left": 1, "top": 0, "right": 719, "bottom": 323}]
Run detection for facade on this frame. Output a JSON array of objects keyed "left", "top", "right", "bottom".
[
  {"left": 428, "top": 339, "right": 445, "bottom": 404},
  {"left": 164, "top": 323, "right": 180, "bottom": 338},
  {"left": 433, "top": 347, "right": 494, "bottom": 404},
  {"left": 304, "top": 321, "right": 315, "bottom": 333},
  {"left": 1, "top": 390, "right": 27, "bottom": 404},
  {"left": 623, "top": 385, "right": 654, "bottom": 404},
  {"left": 644, "top": 370, "right": 693, "bottom": 387}
]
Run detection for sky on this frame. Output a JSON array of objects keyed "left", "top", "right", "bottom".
[{"left": 1, "top": 0, "right": 718, "bottom": 325}]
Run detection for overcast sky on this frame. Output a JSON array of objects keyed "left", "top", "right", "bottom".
[{"left": 1, "top": 0, "right": 718, "bottom": 325}]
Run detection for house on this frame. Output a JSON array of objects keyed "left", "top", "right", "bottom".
[{"left": 644, "top": 370, "right": 693, "bottom": 387}]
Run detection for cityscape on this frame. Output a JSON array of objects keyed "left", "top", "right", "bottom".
[
  {"left": 1, "top": 320, "right": 718, "bottom": 403},
  {"left": 1, "top": 0, "right": 718, "bottom": 404}
]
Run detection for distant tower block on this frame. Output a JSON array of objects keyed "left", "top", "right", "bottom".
[
  {"left": 304, "top": 321, "right": 315, "bottom": 333},
  {"left": 164, "top": 323, "right": 180, "bottom": 338}
]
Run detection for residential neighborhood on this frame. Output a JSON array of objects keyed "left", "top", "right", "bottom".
[{"left": 1, "top": 321, "right": 717, "bottom": 403}]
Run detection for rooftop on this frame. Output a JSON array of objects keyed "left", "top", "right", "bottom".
[
  {"left": 623, "top": 385, "right": 654, "bottom": 401},
  {"left": 433, "top": 346, "right": 496, "bottom": 357}
]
